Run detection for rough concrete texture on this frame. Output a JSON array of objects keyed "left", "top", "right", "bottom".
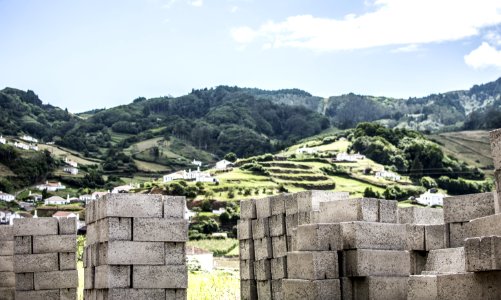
[
  {"left": 254, "top": 237, "right": 272, "bottom": 261},
  {"left": 490, "top": 128, "right": 501, "bottom": 170},
  {"left": 91, "top": 194, "right": 164, "bottom": 222},
  {"left": 14, "top": 236, "right": 31, "bottom": 255},
  {"left": 237, "top": 219, "right": 253, "bottom": 240},
  {"left": 13, "top": 218, "right": 58, "bottom": 236},
  {"left": 34, "top": 270, "right": 78, "bottom": 290},
  {"left": 132, "top": 265, "right": 187, "bottom": 289},
  {"left": 0, "top": 272, "right": 15, "bottom": 287},
  {"left": 163, "top": 196, "right": 185, "bottom": 219},
  {"left": 465, "top": 236, "right": 501, "bottom": 272},
  {"left": 287, "top": 251, "right": 338, "bottom": 280},
  {"left": 256, "top": 280, "right": 272, "bottom": 299},
  {"left": 239, "top": 239, "right": 255, "bottom": 261},
  {"left": 0, "top": 287, "right": 14, "bottom": 300},
  {"left": 132, "top": 218, "right": 188, "bottom": 242},
  {"left": 252, "top": 218, "right": 270, "bottom": 240},
  {"left": 319, "top": 198, "right": 379, "bottom": 223},
  {"left": 15, "top": 289, "right": 61, "bottom": 300},
  {"left": 348, "top": 276, "right": 409, "bottom": 300},
  {"left": 164, "top": 242, "right": 186, "bottom": 265},
  {"left": 443, "top": 193, "right": 495, "bottom": 223},
  {"left": 240, "top": 260, "right": 255, "bottom": 280},
  {"left": 94, "top": 265, "right": 130, "bottom": 289},
  {"left": 271, "top": 279, "right": 282, "bottom": 300},
  {"left": 269, "top": 214, "right": 286, "bottom": 237},
  {"left": 425, "top": 247, "right": 466, "bottom": 273},
  {"left": 282, "top": 279, "right": 341, "bottom": 300},
  {"left": 15, "top": 273, "right": 33, "bottom": 291},
  {"left": 285, "top": 213, "right": 299, "bottom": 235},
  {"left": 398, "top": 207, "right": 444, "bottom": 225},
  {"left": 271, "top": 235, "right": 287, "bottom": 258},
  {"left": 271, "top": 257, "right": 287, "bottom": 280},
  {"left": 255, "top": 196, "right": 273, "bottom": 218},
  {"left": 494, "top": 185, "right": 500, "bottom": 215},
  {"left": 14, "top": 253, "right": 58, "bottom": 273},
  {"left": 88, "top": 288, "right": 167, "bottom": 300},
  {"left": 254, "top": 259, "right": 271, "bottom": 280},
  {"left": 58, "top": 218, "right": 77, "bottom": 235},
  {"left": 425, "top": 224, "right": 447, "bottom": 251},
  {"left": 447, "top": 222, "right": 470, "bottom": 248},
  {"left": 240, "top": 198, "right": 257, "bottom": 220},
  {"left": 341, "top": 221, "right": 407, "bottom": 250},
  {"left": 406, "top": 224, "right": 425, "bottom": 251},
  {"left": 87, "top": 217, "right": 132, "bottom": 244},
  {"left": 379, "top": 199, "right": 398, "bottom": 223},
  {"left": 344, "top": 249, "right": 411, "bottom": 277},
  {"left": 59, "top": 252, "right": 76, "bottom": 270},
  {"left": 0, "top": 224, "right": 14, "bottom": 300},
  {"left": 240, "top": 280, "right": 257, "bottom": 300},
  {"left": 297, "top": 190, "right": 350, "bottom": 212},
  {"left": 32, "top": 235, "right": 76, "bottom": 254},
  {"left": 297, "top": 223, "right": 342, "bottom": 251},
  {"left": 466, "top": 213, "right": 501, "bottom": 237},
  {"left": 98, "top": 241, "right": 165, "bottom": 265},
  {"left": 285, "top": 193, "right": 299, "bottom": 216}
]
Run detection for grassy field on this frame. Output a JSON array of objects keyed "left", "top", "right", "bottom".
[
  {"left": 0, "top": 162, "right": 15, "bottom": 177},
  {"left": 38, "top": 144, "right": 100, "bottom": 165},
  {"left": 188, "top": 270, "right": 240, "bottom": 300},
  {"left": 187, "top": 239, "right": 239, "bottom": 257}
]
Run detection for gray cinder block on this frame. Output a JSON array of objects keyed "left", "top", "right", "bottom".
[
  {"left": 60, "top": 288, "right": 77, "bottom": 300},
  {"left": 444, "top": 193, "right": 495, "bottom": 223},
  {"left": 97, "top": 194, "right": 164, "bottom": 221},
  {"left": 94, "top": 265, "right": 130, "bottom": 289},
  {"left": 410, "top": 250, "right": 428, "bottom": 275},
  {"left": 465, "top": 213, "right": 501, "bottom": 238},
  {"left": 59, "top": 252, "right": 76, "bottom": 270},
  {"left": 237, "top": 220, "right": 252, "bottom": 240},
  {"left": 287, "top": 251, "right": 338, "bottom": 280},
  {"left": 398, "top": 207, "right": 444, "bottom": 225},
  {"left": 379, "top": 199, "right": 398, "bottom": 223},
  {"left": 251, "top": 218, "right": 269, "bottom": 240},
  {"left": 14, "top": 236, "right": 31, "bottom": 255},
  {"left": 407, "top": 273, "right": 484, "bottom": 300},
  {"left": 165, "top": 289, "right": 186, "bottom": 300},
  {"left": 447, "top": 222, "right": 469, "bottom": 248},
  {"left": 95, "top": 217, "right": 132, "bottom": 243},
  {"left": 163, "top": 196, "right": 185, "bottom": 219},
  {"left": 350, "top": 276, "right": 408, "bottom": 300},
  {"left": 344, "top": 249, "right": 410, "bottom": 277},
  {"left": 425, "top": 247, "right": 466, "bottom": 274},
  {"left": 424, "top": 224, "right": 446, "bottom": 251},
  {"left": 297, "top": 223, "right": 342, "bottom": 251},
  {"left": 341, "top": 221, "right": 407, "bottom": 250},
  {"left": 270, "top": 194, "right": 286, "bottom": 215},
  {"left": 0, "top": 225, "right": 13, "bottom": 241},
  {"left": 490, "top": 128, "right": 501, "bottom": 170},
  {"left": 102, "top": 288, "right": 167, "bottom": 300},
  {"left": 34, "top": 270, "right": 78, "bottom": 290},
  {"left": 256, "top": 280, "right": 272, "bottom": 300},
  {"left": 240, "top": 260, "right": 254, "bottom": 280},
  {"left": 240, "top": 279, "right": 257, "bottom": 300},
  {"left": 254, "top": 237, "right": 272, "bottom": 261},
  {"left": 271, "top": 279, "right": 282, "bottom": 300},
  {"left": 255, "top": 197, "right": 272, "bottom": 218},
  {"left": 285, "top": 193, "right": 299, "bottom": 216},
  {"left": 239, "top": 239, "right": 255, "bottom": 261},
  {"left": 15, "top": 273, "right": 33, "bottom": 291},
  {"left": 132, "top": 218, "right": 188, "bottom": 242},
  {"left": 165, "top": 242, "right": 185, "bottom": 265},
  {"left": 285, "top": 214, "right": 299, "bottom": 235},
  {"left": 0, "top": 241, "right": 13, "bottom": 256},
  {"left": 13, "top": 218, "right": 58, "bottom": 236},
  {"left": 0, "top": 256, "right": 13, "bottom": 272},
  {"left": 15, "top": 289, "right": 60, "bottom": 300},
  {"left": 319, "top": 198, "right": 378, "bottom": 223},
  {"left": 14, "top": 253, "right": 58, "bottom": 273},
  {"left": 282, "top": 279, "right": 341, "bottom": 300},
  {"left": 406, "top": 224, "right": 425, "bottom": 251},
  {"left": 271, "top": 257, "right": 287, "bottom": 280},
  {"left": 269, "top": 214, "right": 286, "bottom": 237},
  {"left": 84, "top": 266, "right": 94, "bottom": 290},
  {"left": 465, "top": 236, "right": 501, "bottom": 272},
  {"left": 240, "top": 198, "right": 257, "bottom": 220},
  {"left": 254, "top": 259, "right": 271, "bottom": 280},
  {"left": 297, "top": 190, "right": 350, "bottom": 213},
  {"left": 132, "top": 265, "right": 188, "bottom": 289},
  {"left": 32, "top": 235, "right": 76, "bottom": 254},
  {"left": 58, "top": 218, "right": 77, "bottom": 235},
  {"left": 98, "top": 241, "right": 165, "bottom": 265},
  {"left": 271, "top": 235, "right": 287, "bottom": 258},
  {"left": 0, "top": 287, "right": 14, "bottom": 300},
  {"left": 0, "top": 272, "right": 15, "bottom": 288}
]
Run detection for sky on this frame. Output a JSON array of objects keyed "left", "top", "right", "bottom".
[{"left": 0, "top": 0, "right": 500, "bottom": 112}]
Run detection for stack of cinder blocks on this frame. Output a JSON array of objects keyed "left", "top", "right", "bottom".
[
  {"left": 84, "top": 194, "right": 188, "bottom": 300},
  {"left": 0, "top": 225, "right": 14, "bottom": 300},
  {"left": 13, "top": 217, "right": 78, "bottom": 300}
]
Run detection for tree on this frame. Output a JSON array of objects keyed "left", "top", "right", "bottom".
[
  {"left": 363, "top": 187, "right": 380, "bottom": 198},
  {"left": 224, "top": 152, "right": 237, "bottom": 162}
]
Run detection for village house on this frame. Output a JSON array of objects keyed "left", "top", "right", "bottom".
[
  {"left": 375, "top": 169, "right": 401, "bottom": 181},
  {"left": 92, "top": 191, "right": 109, "bottom": 200},
  {"left": 79, "top": 194, "right": 95, "bottom": 203},
  {"left": 29, "top": 144, "right": 38, "bottom": 151},
  {"left": 37, "top": 181, "right": 66, "bottom": 192},
  {"left": 336, "top": 152, "right": 366, "bottom": 162},
  {"left": 0, "top": 135, "right": 6, "bottom": 144},
  {"left": 0, "top": 191, "right": 15, "bottom": 202},
  {"left": 44, "top": 195, "right": 70, "bottom": 205},
  {"left": 14, "top": 141, "right": 30, "bottom": 150},
  {"left": 26, "top": 191, "right": 43, "bottom": 202},
  {"left": 63, "top": 167, "right": 79, "bottom": 175},
  {"left": 416, "top": 190, "right": 446, "bottom": 206},
  {"left": 163, "top": 168, "right": 216, "bottom": 183},
  {"left": 186, "top": 246, "right": 214, "bottom": 272},
  {"left": 112, "top": 184, "right": 136, "bottom": 194},
  {"left": 0, "top": 210, "right": 12, "bottom": 224},
  {"left": 296, "top": 146, "right": 318, "bottom": 155},
  {"left": 64, "top": 157, "right": 78, "bottom": 168},
  {"left": 7, "top": 211, "right": 32, "bottom": 225},
  {"left": 52, "top": 211, "right": 79, "bottom": 220},
  {"left": 191, "top": 159, "right": 202, "bottom": 167},
  {"left": 18, "top": 201, "right": 35, "bottom": 211},
  {"left": 163, "top": 171, "right": 186, "bottom": 183},
  {"left": 215, "top": 159, "right": 233, "bottom": 170},
  {"left": 21, "top": 135, "right": 38, "bottom": 143}
]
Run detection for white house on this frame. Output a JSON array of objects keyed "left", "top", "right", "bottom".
[
  {"left": 212, "top": 207, "right": 226, "bottom": 215},
  {"left": 52, "top": 211, "right": 79, "bottom": 220},
  {"left": 37, "top": 181, "right": 66, "bottom": 192},
  {"left": 112, "top": 184, "right": 136, "bottom": 194},
  {"left": 215, "top": 159, "right": 233, "bottom": 170},
  {"left": 416, "top": 190, "right": 446, "bottom": 206},
  {"left": 14, "top": 142, "right": 29, "bottom": 150},
  {"left": 0, "top": 135, "right": 6, "bottom": 144},
  {"left": 336, "top": 152, "right": 366, "bottom": 162},
  {"left": 192, "top": 159, "right": 202, "bottom": 167},
  {"left": 296, "top": 146, "right": 318, "bottom": 155},
  {"left": 0, "top": 210, "right": 12, "bottom": 224},
  {"left": 44, "top": 196, "right": 70, "bottom": 205},
  {"left": 64, "top": 157, "right": 78, "bottom": 168},
  {"left": 21, "top": 135, "right": 38, "bottom": 143},
  {"left": 163, "top": 168, "right": 216, "bottom": 183},
  {"left": 375, "top": 170, "right": 401, "bottom": 182},
  {"left": 0, "top": 192, "right": 15, "bottom": 202},
  {"left": 163, "top": 171, "right": 186, "bottom": 183},
  {"left": 26, "top": 191, "right": 42, "bottom": 202},
  {"left": 63, "top": 167, "right": 79, "bottom": 175},
  {"left": 79, "top": 194, "right": 95, "bottom": 203},
  {"left": 29, "top": 145, "right": 38, "bottom": 151},
  {"left": 187, "top": 246, "right": 214, "bottom": 272}
]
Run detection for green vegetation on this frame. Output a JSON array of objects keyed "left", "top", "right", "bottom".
[
  {"left": 188, "top": 270, "right": 239, "bottom": 300},
  {"left": 187, "top": 239, "right": 238, "bottom": 257}
]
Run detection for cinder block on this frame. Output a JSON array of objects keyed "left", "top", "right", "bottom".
[
  {"left": 14, "top": 236, "right": 31, "bottom": 254},
  {"left": 379, "top": 199, "right": 398, "bottom": 223},
  {"left": 165, "top": 289, "right": 186, "bottom": 300},
  {"left": 447, "top": 222, "right": 469, "bottom": 248},
  {"left": 282, "top": 279, "right": 341, "bottom": 300},
  {"left": 98, "top": 241, "right": 165, "bottom": 265},
  {"left": 256, "top": 280, "right": 271, "bottom": 299},
  {"left": 465, "top": 213, "right": 501, "bottom": 238},
  {"left": 444, "top": 193, "right": 495, "bottom": 223},
  {"left": 269, "top": 214, "right": 286, "bottom": 237},
  {"left": 297, "top": 223, "right": 342, "bottom": 251},
  {"left": 15, "top": 290, "right": 60, "bottom": 300},
  {"left": 96, "top": 217, "right": 132, "bottom": 243},
  {"left": 101, "top": 288, "right": 166, "bottom": 300},
  {"left": 0, "top": 225, "right": 13, "bottom": 241},
  {"left": 15, "top": 273, "right": 33, "bottom": 291},
  {"left": 13, "top": 218, "right": 58, "bottom": 236},
  {"left": 256, "top": 197, "right": 272, "bottom": 218},
  {"left": 407, "top": 273, "right": 483, "bottom": 300},
  {"left": 350, "top": 276, "right": 408, "bottom": 300},
  {"left": 165, "top": 242, "right": 185, "bottom": 265},
  {"left": 465, "top": 236, "right": 501, "bottom": 272},
  {"left": 410, "top": 250, "right": 428, "bottom": 275},
  {"left": 97, "top": 194, "right": 164, "bottom": 221},
  {"left": 163, "top": 196, "right": 185, "bottom": 219},
  {"left": 133, "top": 218, "right": 188, "bottom": 242},
  {"left": 33, "top": 235, "right": 76, "bottom": 254},
  {"left": 14, "top": 253, "right": 58, "bottom": 273},
  {"left": 239, "top": 239, "right": 255, "bottom": 260},
  {"left": 84, "top": 266, "right": 94, "bottom": 289},
  {"left": 285, "top": 193, "right": 299, "bottom": 216},
  {"left": 58, "top": 218, "right": 77, "bottom": 235},
  {"left": 60, "top": 288, "right": 77, "bottom": 300},
  {"left": 271, "top": 235, "right": 287, "bottom": 258},
  {"left": 494, "top": 182, "right": 500, "bottom": 214},
  {"left": 285, "top": 214, "right": 298, "bottom": 235},
  {"left": 0, "top": 272, "right": 15, "bottom": 287},
  {"left": 0, "top": 240, "right": 14, "bottom": 256},
  {"left": 425, "top": 247, "right": 466, "bottom": 273},
  {"left": 132, "top": 265, "right": 188, "bottom": 289},
  {"left": 270, "top": 194, "right": 286, "bottom": 215},
  {"left": 341, "top": 222, "right": 407, "bottom": 250},
  {"left": 0, "top": 256, "right": 13, "bottom": 272},
  {"left": 298, "top": 211, "right": 313, "bottom": 226},
  {"left": 406, "top": 224, "right": 425, "bottom": 251},
  {"left": 319, "top": 198, "right": 378, "bottom": 223},
  {"left": 490, "top": 128, "right": 501, "bottom": 170},
  {"left": 0, "top": 287, "right": 14, "bottom": 300},
  {"left": 254, "top": 237, "right": 272, "bottom": 261},
  {"left": 59, "top": 252, "right": 76, "bottom": 270},
  {"left": 240, "top": 260, "right": 254, "bottom": 280},
  {"left": 398, "top": 207, "right": 444, "bottom": 225},
  {"left": 287, "top": 251, "right": 338, "bottom": 280},
  {"left": 424, "top": 224, "right": 446, "bottom": 251},
  {"left": 241, "top": 279, "right": 257, "bottom": 300},
  {"left": 34, "top": 270, "right": 78, "bottom": 289},
  {"left": 344, "top": 249, "right": 410, "bottom": 277},
  {"left": 271, "top": 257, "right": 287, "bottom": 279},
  {"left": 240, "top": 198, "right": 257, "bottom": 219},
  {"left": 271, "top": 279, "right": 282, "bottom": 300},
  {"left": 254, "top": 259, "right": 271, "bottom": 280},
  {"left": 237, "top": 220, "right": 252, "bottom": 240},
  {"left": 251, "top": 218, "right": 269, "bottom": 240},
  {"left": 94, "top": 265, "right": 130, "bottom": 289},
  {"left": 297, "top": 190, "right": 349, "bottom": 212}
]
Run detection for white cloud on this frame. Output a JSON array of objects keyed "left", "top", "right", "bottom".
[
  {"left": 230, "top": 0, "right": 501, "bottom": 51},
  {"left": 391, "top": 44, "right": 423, "bottom": 53},
  {"left": 230, "top": 6, "right": 239, "bottom": 13},
  {"left": 189, "top": 0, "right": 203, "bottom": 7},
  {"left": 464, "top": 42, "right": 501, "bottom": 69}
]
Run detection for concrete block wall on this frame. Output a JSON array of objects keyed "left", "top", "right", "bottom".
[
  {"left": 12, "top": 217, "right": 78, "bottom": 300},
  {"left": 0, "top": 225, "right": 14, "bottom": 300},
  {"left": 83, "top": 194, "right": 188, "bottom": 300}
]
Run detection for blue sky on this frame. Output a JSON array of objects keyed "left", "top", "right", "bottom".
[{"left": 0, "top": 0, "right": 500, "bottom": 112}]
